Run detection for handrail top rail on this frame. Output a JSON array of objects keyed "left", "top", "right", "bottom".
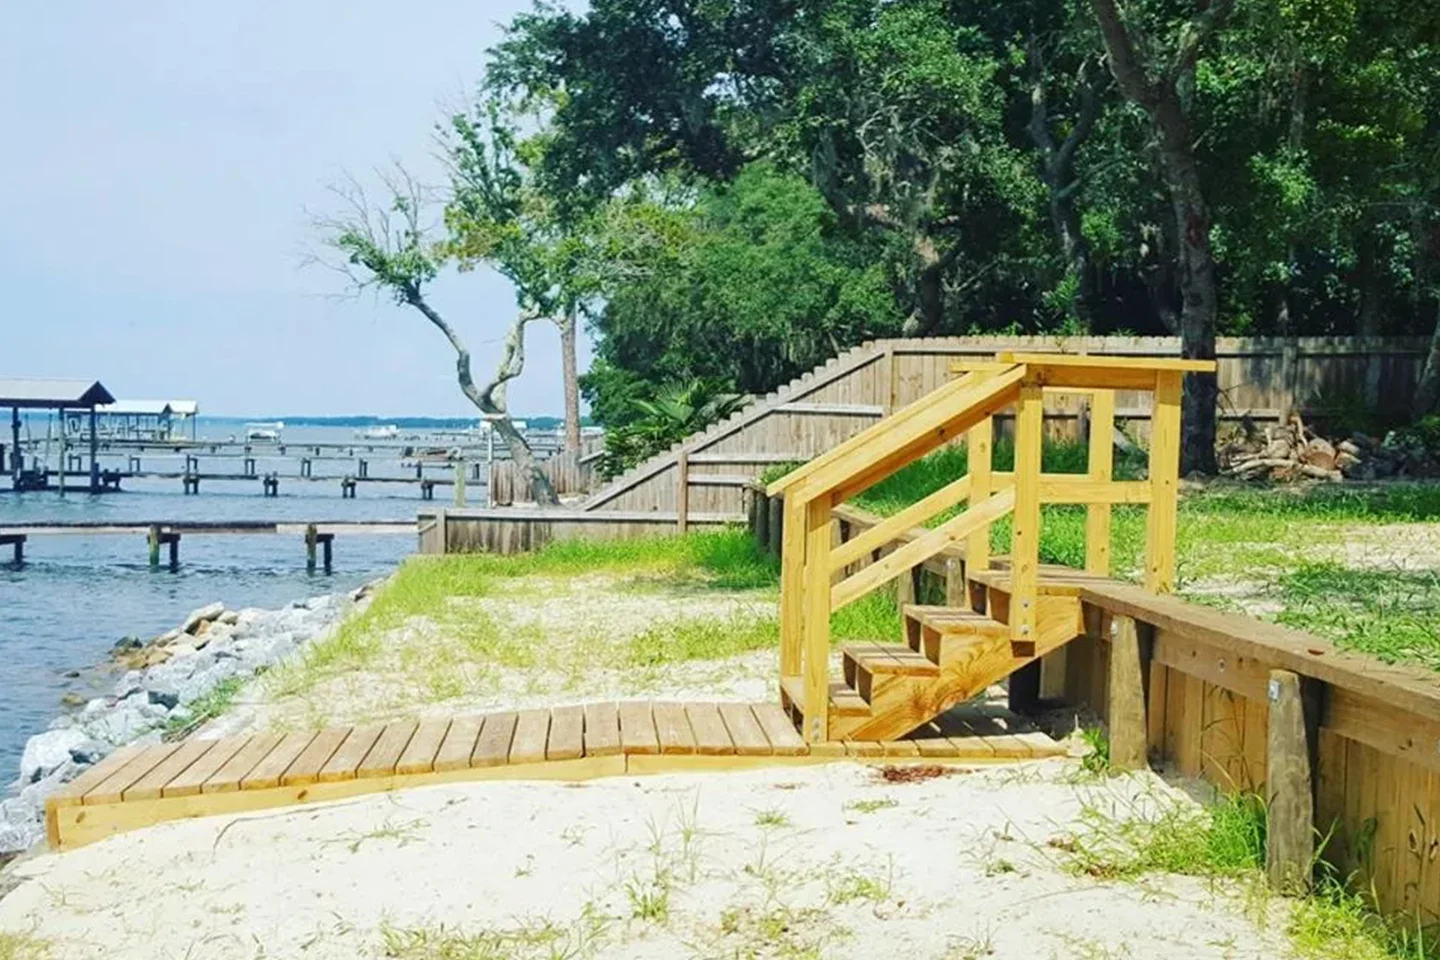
[
  {"left": 765, "top": 363, "right": 1026, "bottom": 498},
  {"left": 996, "top": 352, "right": 1217, "bottom": 374}
]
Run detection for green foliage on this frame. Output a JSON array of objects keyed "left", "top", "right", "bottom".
[{"left": 597, "top": 380, "right": 747, "bottom": 479}]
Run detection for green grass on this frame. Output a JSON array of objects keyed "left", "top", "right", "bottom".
[
  {"left": 1272, "top": 563, "right": 1440, "bottom": 670},
  {"left": 1055, "top": 786, "right": 1437, "bottom": 959},
  {"left": 164, "top": 676, "right": 245, "bottom": 738},
  {"left": 0, "top": 934, "right": 49, "bottom": 960}
]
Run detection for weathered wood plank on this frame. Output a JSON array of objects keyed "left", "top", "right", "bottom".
[
  {"left": 204, "top": 733, "right": 284, "bottom": 794},
  {"left": 719, "top": 703, "right": 772, "bottom": 756},
  {"left": 318, "top": 726, "right": 384, "bottom": 783},
  {"left": 751, "top": 702, "right": 806, "bottom": 756},
  {"left": 1107, "top": 615, "right": 1148, "bottom": 771},
  {"left": 433, "top": 716, "right": 483, "bottom": 773},
  {"left": 618, "top": 702, "right": 660, "bottom": 755},
  {"left": 547, "top": 705, "right": 584, "bottom": 761},
  {"left": 371, "top": 721, "right": 425, "bottom": 777},
  {"left": 85, "top": 745, "right": 183, "bottom": 806},
  {"left": 123, "top": 739, "right": 218, "bottom": 802},
  {"left": 241, "top": 732, "right": 316, "bottom": 791},
  {"left": 583, "top": 702, "right": 622, "bottom": 757},
  {"left": 653, "top": 702, "right": 697, "bottom": 755},
  {"left": 508, "top": 710, "right": 550, "bottom": 766},
  {"left": 685, "top": 702, "right": 734, "bottom": 755},
  {"left": 162, "top": 738, "right": 250, "bottom": 798},
  {"left": 50, "top": 745, "right": 147, "bottom": 807},
  {"left": 281, "top": 728, "right": 350, "bottom": 787},
  {"left": 469, "top": 711, "right": 520, "bottom": 767}
]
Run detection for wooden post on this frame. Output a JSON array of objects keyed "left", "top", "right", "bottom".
[
  {"left": 437, "top": 509, "right": 449, "bottom": 555},
  {"left": 1280, "top": 342, "right": 1301, "bottom": 422},
  {"left": 803, "top": 496, "right": 832, "bottom": 742},
  {"left": 944, "top": 556, "right": 965, "bottom": 606},
  {"left": 322, "top": 535, "right": 333, "bottom": 573},
  {"left": 167, "top": 534, "right": 180, "bottom": 572},
  {"left": 1086, "top": 389, "right": 1116, "bottom": 576},
  {"left": 10, "top": 406, "right": 20, "bottom": 481},
  {"left": 966, "top": 415, "right": 994, "bottom": 582},
  {"left": 1145, "top": 372, "right": 1182, "bottom": 593},
  {"left": 305, "top": 524, "right": 319, "bottom": 574},
  {"left": 676, "top": 452, "right": 690, "bottom": 534},
  {"left": 1266, "top": 669, "right": 1317, "bottom": 894},
  {"left": 1010, "top": 383, "right": 1044, "bottom": 655},
  {"left": 57, "top": 413, "right": 66, "bottom": 497},
  {"left": 1107, "top": 615, "right": 1149, "bottom": 771},
  {"left": 148, "top": 525, "right": 161, "bottom": 569},
  {"left": 88, "top": 407, "right": 99, "bottom": 494},
  {"left": 779, "top": 494, "right": 805, "bottom": 682},
  {"left": 767, "top": 496, "right": 784, "bottom": 557},
  {"left": 753, "top": 490, "right": 770, "bottom": 550},
  {"left": 454, "top": 461, "right": 467, "bottom": 507}
]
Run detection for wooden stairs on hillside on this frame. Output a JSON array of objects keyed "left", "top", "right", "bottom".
[{"left": 767, "top": 353, "right": 1215, "bottom": 745}]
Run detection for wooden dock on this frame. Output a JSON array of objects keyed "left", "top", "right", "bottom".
[
  {"left": 44, "top": 700, "right": 1064, "bottom": 850},
  {"left": 0, "top": 519, "right": 415, "bottom": 570}
]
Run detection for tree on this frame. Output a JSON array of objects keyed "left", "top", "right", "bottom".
[
  {"left": 443, "top": 99, "right": 603, "bottom": 454},
  {"left": 1089, "top": 0, "right": 1237, "bottom": 473},
  {"left": 311, "top": 168, "right": 560, "bottom": 505}
]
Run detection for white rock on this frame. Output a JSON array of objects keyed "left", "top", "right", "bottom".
[
  {"left": 19, "top": 728, "right": 87, "bottom": 784},
  {"left": 217, "top": 610, "right": 240, "bottom": 626},
  {"left": 182, "top": 602, "right": 226, "bottom": 634}
]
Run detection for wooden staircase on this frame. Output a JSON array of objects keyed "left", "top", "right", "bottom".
[{"left": 766, "top": 353, "right": 1215, "bottom": 745}]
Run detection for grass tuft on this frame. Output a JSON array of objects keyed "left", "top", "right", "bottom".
[{"left": 0, "top": 934, "right": 50, "bottom": 960}]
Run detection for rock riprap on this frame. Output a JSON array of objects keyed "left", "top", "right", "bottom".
[{"left": 0, "top": 581, "right": 379, "bottom": 854}]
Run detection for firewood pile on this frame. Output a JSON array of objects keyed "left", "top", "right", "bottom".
[{"left": 1219, "top": 413, "right": 1422, "bottom": 482}]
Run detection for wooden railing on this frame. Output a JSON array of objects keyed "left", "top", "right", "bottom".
[{"left": 765, "top": 353, "right": 1215, "bottom": 742}]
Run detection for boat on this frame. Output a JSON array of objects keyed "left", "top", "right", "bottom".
[
  {"left": 243, "top": 421, "right": 284, "bottom": 442},
  {"left": 355, "top": 424, "right": 400, "bottom": 440}
]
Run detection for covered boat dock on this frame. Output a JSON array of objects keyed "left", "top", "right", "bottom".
[{"left": 2, "top": 376, "right": 116, "bottom": 493}]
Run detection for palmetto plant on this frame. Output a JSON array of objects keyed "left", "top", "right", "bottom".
[{"left": 599, "top": 381, "right": 748, "bottom": 479}]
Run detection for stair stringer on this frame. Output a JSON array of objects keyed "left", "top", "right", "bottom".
[{"left": 829, "top": 596, "right": 1084, "bottom": 742}]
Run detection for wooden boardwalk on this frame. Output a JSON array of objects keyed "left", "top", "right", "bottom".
[{"left": 46, "top": 700, "right": 1064, "bottom": 851}]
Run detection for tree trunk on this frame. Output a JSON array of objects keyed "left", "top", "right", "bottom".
[
  {"left": 905, "top": 234, "right": 946, "bottom": 336},
  {"left": 1413, "top": 297, "right": 1440, "bottom": 418},
  {"left": 1154, "top": 96, "right": 1220, "bottom": 474},
  {"left": 1089, "top": 0, "right": 1230, "bottom": 474},
  {"left": 407, "top": 291, "right": 560, "bottom": 505},
  {"left": 557, "top": 310, "right": 582, "bottom": 453}
]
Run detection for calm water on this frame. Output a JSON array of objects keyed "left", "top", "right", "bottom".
[{"left": 0, "top": 425, "right": 460, "bottom": 776}]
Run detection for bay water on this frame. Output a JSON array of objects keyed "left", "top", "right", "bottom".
[{"left": 0, "top": 424, "right": 463, "bottom": 775}]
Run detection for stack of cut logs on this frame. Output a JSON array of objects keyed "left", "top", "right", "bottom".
[{"left": 1219, "top": 414, "right": 1408, "bottom": 482}]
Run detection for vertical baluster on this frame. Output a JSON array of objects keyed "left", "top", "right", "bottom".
[
  {"left": 1009, "top": 382, "right": 1044, "bottom": 655},
  {"left": 1086, "top": 388, "right": 1116, "bottom": 575},
  {"left": 1146, "top": 372, "right": 1182, "bottom": 593}
]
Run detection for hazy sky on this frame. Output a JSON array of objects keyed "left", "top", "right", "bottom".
[{"left": 0, "top": 0, "right": 592, "bottom": 418}]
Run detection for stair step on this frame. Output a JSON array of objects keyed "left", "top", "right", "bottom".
[
  {"left": 842, "top": 642, "right": 939, "bottom": 676},
  {"left": 902, "top": 605, "right": 1009, "bottom": 657},
  {"left": 781, "top": 675, "right": 872, "bottom": 718}
]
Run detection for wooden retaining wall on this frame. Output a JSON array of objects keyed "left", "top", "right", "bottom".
[
  {"left": 586, "top": 336, "right": 1429, "bottom": 525},
  {"left": 417, "top": 508, "right": 737, "bottom": 555},
  {"left": 747, "top": 485, "right": 1440, "bottom": 923}
]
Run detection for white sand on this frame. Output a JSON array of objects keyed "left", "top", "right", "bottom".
[{"left": 0, "top": 759, "right": 1293, "bottom": 959}]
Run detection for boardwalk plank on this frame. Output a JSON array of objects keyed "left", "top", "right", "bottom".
[
  {"left": 241, "top": 732, "right": 316, "bottom": 790},
  {"left": 583, "top": 702, "right": 621, "bottom": 757},
  {"left": 471, "top": 712, "right": 518, "bottom": 768},
  {"left": 319, "top": 726, "right": 384, "bottom": 783},
  {"left": 50, "top": 746, "right": 146, "bottom": 807},
  {"left": 653, "top": 703, "right": 696, "bottom": 755},
  {"left": 123, "top": 739, "right": 219, "bottom": 802},
  {"left": 547, "top": 705, "right": 584, "bottom": 761},
  {"left": 685, "top": 703, "right": 733, "bottom": 755},
  {"left": 204, "top": 733, "right": 284, "bottom": 794},
  {"left": 506, "top": 710, "right": 549, "bottom": 766},
  {"left": 618, "top": 702, "right": 659, "bottom": 755},
  {"left": 363, "top": 721, "right": 421, "bottom": 778},
  {"left": 163, "top": 738, "right": 251, "bottom": 797},
  {"left": 751, "top": 703, "right": 806, "bottom": 756},
  {"left": 282, "top": 728, "right": 351, "bottom": 786},
  {"left": 433, "top": 716, "right": 483, "bottom": 773},
  {"left": 85, "top": 745, "right": 181, "bottom": 805},
  {"left": 719, "top": 703, "right": 771, "bottom": 756},
  {"left": 394, "top": 719, "right": 443, "bottom": 782}
]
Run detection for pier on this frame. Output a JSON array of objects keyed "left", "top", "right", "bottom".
[{"left": 0, "top": 519, "right": 415, "bottom": 572}]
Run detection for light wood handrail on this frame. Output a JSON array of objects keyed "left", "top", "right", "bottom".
[
  {"left": 830, "top": 474, "right": 970, "bottom": 572},
  {"left": 830, "top": 487, "right": 1016, "bottom": 610}
]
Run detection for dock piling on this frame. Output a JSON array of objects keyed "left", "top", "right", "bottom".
[
  {"left": 304, "top": 524, "right": 335, "bottom": 574},
  {"left": 147, "top": 526, "right": 181, "bottom": 571},
  {"left": 1, "top": 534, "right": 24, "bottom": 567}
]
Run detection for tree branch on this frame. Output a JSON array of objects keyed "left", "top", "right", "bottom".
[
  {"left": 1090, "top": 0, "right": 1159, "bottom": 108},
  {"left": 1169, "top": 0, "right": 1238, "bottom": 82}
]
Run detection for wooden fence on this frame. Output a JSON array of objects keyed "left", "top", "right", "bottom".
[
  {"left": 487, "top": 444, "right": 601, "bottom": 507},
  {"left": 581, "top": 336, "right": 1430, "bottom": 524},
  {"left": 747, "top": 484, "right": 1440, "bottom": 924}
]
